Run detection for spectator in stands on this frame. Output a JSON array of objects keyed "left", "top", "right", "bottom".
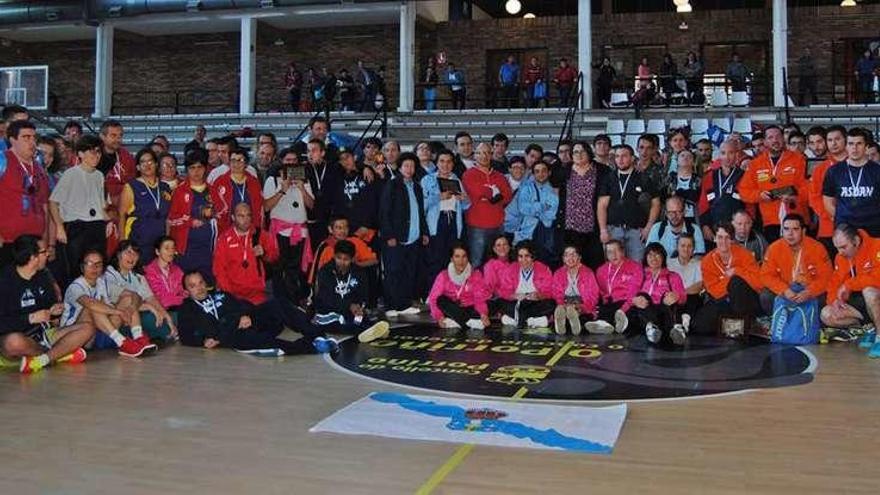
[
  {"left": 595, "top": 239, "right": 640, "bottom": 334},
  {"left": 664, "top": 150, "right": 701, "bottom": 220},
  {"left": 497, "top": 240, "right": 554, "bottom": 329},
  {"left": 427, "top": 242, "right": 490, "bottom": 330},
  {"left": 462, "top": 143, "right": 513, "bottom": 267},
  {"left": 759, "top": 214, "right": 832, "bottom": 316},
  {"left": 423, "top": 64, "right": 439, "bottom": 111},
  {"left": 445, "top": 62, "right": 467, "bottom": 110},
  {"left": 787, "top": 131, "right": 806, "bottom": 155},
  {"left": 658, "top": 53, "right": 679, "bottom": 103},
  {"left": 822, "top": 127, "right": 880, "bottom": 237},
  {"left": 855, "top": 50, "right": 877, "bottom": 104},
  {"left": 647, "top": 195, "right": 705, "bottom": 258},
  {"left": 304, "top": 139, "right": 341, "bottom": 249},
  {"left": 797, "top": 47, "right": 818, "bottom": 106},
  {"left": 637, "top": 57, "right": 652, "bottom": 89},
  {"left": 694, "top": 222, "right": 764, "bottom": 335},
  {"left": 551, "top": 245, "right": 606, "bottom": 335},
  {"left": 285, "top": 61, "right": 303, "bottom": 112},
  {"left": 422, "top": 149, "right": 470, "bottom": 285},
  {"left": 213, "top": 203, "right": 278, "bottom": 306},
  {"left": 159, "top": 153, "right": 181, "bottom": 191},
  {"left": 49, "top": 135, "right": 111, "bottom": 283},
  {"left": 380, "top": 152, "right": 429, "bottom": 316},
  {"left": 682, "top": 51, "right": 704, "bottom": 105},
  {"left": 356, "top": 59, "right": 378, "bottom": 112},
  {"left": 598, "top": 144, "right": 661, "bottom": 261},
  {"left": 668, "top": 233, "right": 703, "bottom": 316},
  {"left": 593, "top": 134, "right": 613, "bottom": 167},
  {"left": 595, "top": 56, "right": 616, "bottom": 109},
  {"left": 558, "top": 141, "right": 608, "bottom": 269},
  {"left": 212, "top": 147, "right": 262, "bottom": 233},
  {"left": 809, "top": 125, "right": 847, "bottom": 255},
  {"left": 695, "top": 138, "right": 713, "bottom": 172},
  {"left": 453, "top": 131, "right": 475, "bottom": 176},
  {"left": 414, "top": 141, "right": 437, "bottom": 182},
  {"left": 698, "top": 140, "right": 746, "bottom": 240},
  {"left": 0, "top": 121, "right": 50, "bottom": 266},
  {"left": 635, "top": 134, "right": 664, "bottom": 186},
  {"left": 806, "top": 126, "right": 827, "bottom": 159},
  {"left": 632, "top": 243, "right": 689, "bottom": 345},
  {"left": 184, "top": 125, "right": 206, "bottom": 156},
  {"left": 144, "top": 236, "right": 186, "bottom": 310},
  {"left": 337, "top": 68, "right": 356, "bottom": 111},
  {"left": 498, "top": 55, "right": 520, "bottom": 108},
  {"left": 725, "top": 52, "right": 749, "bottom": 92},
  {"left": 739, "top": 125, "right": 809, "bottom": 243},
  {"left": 0, "top": 235, "right": 93, "bottom": 374},
  {"left": 490, "top": 133, "right": 510, "bottom": 174},
  {"left": 168, "top": 149, "right": 216, "bottom": 284},
  {"left": 331, "top": 147, "right": 378, "bottom": 242},
  {"left": 117, "top": 148, "right": 171, "bottom": 265},
  {"left": 552, "top": 58, "right": 578, "bottom": 107},
  {"left": 508, "top": 161, "right": 558, "bottom": 265}
]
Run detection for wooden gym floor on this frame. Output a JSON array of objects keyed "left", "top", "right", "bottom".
[{"left": 1, "top": 328, "right": 878, "bottom": 495}]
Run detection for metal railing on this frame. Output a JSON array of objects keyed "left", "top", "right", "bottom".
[
  {"left": 785, "top": 73, "right": 880, "bottom": 107},
  {"left": 557, "top": 71, "right": 583, "bottom": 148}
]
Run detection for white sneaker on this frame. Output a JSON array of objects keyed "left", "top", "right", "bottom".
[
  {"left": 585, "top": 320, "right": 615, "bottom": 334},
  {"left": 566, "top": 305, "right": 582, "bottom": 336},
  {"left": 441, "top": 318, "right": 461, "bottom": 329},
  {"left": 681, "top": 313, "right": 691, "bottom": 332},
  {"left": 465, "top": 318, "right": 485, "bottom": 330},
  {"left": 645, "top": 322, "right": 662, "bottom": 344},
  {"left": 399, "top": 306, "right": 422, "bottom": 315},
  {"left": 385, "top": 309, "right": 399, "bottom": 318},
  {"left": 553, "top": 306, "right": 567, "bottom": 335},
  {"left": 614, "top": 309, "right": 629, "bottom": 334},
  {"left": 526, "top": 316, "right": 549, "bottom": 329},
  {"left": 670, "top": 323, "right": 688, "bottom": 346},
  {"left": 358, "top": 321, "right": 391, "bottom": 343},
  {"left": 501, "top": 315, "right": 518, "bottom": 327}
]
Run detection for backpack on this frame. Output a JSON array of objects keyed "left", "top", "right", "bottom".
[
  {"left": 770, "top": 283, "right": 820, "bottom": 345},
  {"left": 656, "top": 219, "right": 695, "bottom": 239}
]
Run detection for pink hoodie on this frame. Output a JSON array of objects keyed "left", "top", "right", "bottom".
[
  {"left": 638, "top": 267, "right": 687, "bottom": 306},
  {"left": 143, "top": 258, "right": 187, "bottom": 309},
  {"left": 481, "top": 258, "right": 514, "bottom": 299},
  {"left": 427, "top": 268, "right": 490, "bottom": 321},
  {"left": 552, "top": 264, "right": 600, "bottom": 316},
  {"left": 595, "top": 258, "right": 643, "bottom": 312},
  {"left": 498, "top": 261, "right": 554, "bottom": 300}
]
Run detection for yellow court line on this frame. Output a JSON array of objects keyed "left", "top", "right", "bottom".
[{"left": 414, "top": 339, "right": 575, "bottom": 494}]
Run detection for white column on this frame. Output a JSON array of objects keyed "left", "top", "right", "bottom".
[
  {"left": 239, "top": 16, "right": 257, "bottom": 115},
  {"left": 578, "top": 0, "right": 592, "bottom": 109},
  {"left": 93, "top": 23, "right": 114, "bottom": 118},
  {"left": 398, "top": 0, "right": 416, "bottom": 112},
  {"left": 772, "top": 0, "right": 788, "bottom": 107}
]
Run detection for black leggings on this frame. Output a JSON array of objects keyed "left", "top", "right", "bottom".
[
  {"left": 500, "top": 298, "right": 555, "bottom": 327},
  {"left": 61, "top": 220, "right": 106, "bottom": 285},
  {"left": 693, "top": 276, "right": 761, "bottom": 335},
  {"left": 222, "top": 299, "right": 323, "bottom": 355},
  {"left": 437, "top": 295, "right": 481, "bottom": 328}
]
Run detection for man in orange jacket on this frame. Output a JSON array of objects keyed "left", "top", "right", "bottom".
[
  {"left": 808, "top": 125, "right": 847, "bottom": 257},
  {"left": 759, "top": 214, "right": 832, "bottom": 314},
  {"left": 821, "top": 224, "right": 880, "bottom": 345},
  {"left": 739, "top": 126, "right": 809, "bottom": 243}
]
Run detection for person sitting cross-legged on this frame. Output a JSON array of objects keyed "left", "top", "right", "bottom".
[
  {"left": 427, "top": 242, "right": 491, "bottom": 331},
  {"left": 551, "top": 245, "right": 609, "bottom": 336},
  {"left": 0, "top": 235, "right": 95, "bottom": 374},
  {"left": 312, "top": 240, "right": 390, "bottom": 343},
  {"left": 178, "top": 271, "right": 337, "bottom": 356},
  {"left": 631, "top": 243, "right": 690, "bottom": 346},
  {"left": 595, "top": 239, "right": 642, "bottom": 334},
  {"left": 497, "top": 240, "right": 555, "bottom": 329}
]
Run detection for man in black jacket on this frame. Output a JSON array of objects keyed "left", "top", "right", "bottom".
[
  {"left": 179, "top": 271, "right": 336, "bottom": 355},
  {"left": 332, "top": 148, "right": 379, "bottom": 237},
  {"left": 313, "top": 240, "right": 389, "bottom": 342},
  {"left": 379, "top": 152, "right": 429, "bottom": 316}
]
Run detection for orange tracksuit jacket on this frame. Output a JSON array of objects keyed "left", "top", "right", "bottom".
[
  {"left": 760, "top": 237, "right": 832, "bottom": 298},
  {"left": 739, "top": 150, "right": 809, "bottom": 227},
  {"left": 702, "top": 244, "right": 763, "bottom": 300},
  {"left": 827, "top": 230, "right": 880, "bottom": 304}
]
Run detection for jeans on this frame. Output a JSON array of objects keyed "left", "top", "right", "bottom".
[
  {"left": 424, "top": 87, "right": 436, "bottom": 110},
  {"left": 382, "top": 242, "right": 421, "bottom": 310},
  {"left": 467, "top": 226, "right": 502, "bottom": 268},
  {"left": 609, "top": 225, "right": 645, "bottom": 262}
]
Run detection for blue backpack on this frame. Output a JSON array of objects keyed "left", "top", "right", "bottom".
[{"left": 770, "top": 283, "right": 820, "bottom": 345}]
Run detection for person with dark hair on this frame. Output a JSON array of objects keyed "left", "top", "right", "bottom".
[
  {"left": 635, "top": 134, "right": 664, "bottom": 186},
  {"left": 206, "top": 136, "right": 256, "bottom": 185},
  {"left": 452, "top": 131, "right": 475, "bottom": 177},
  {"left": 63, "top": 120, "right": 82, "bottom": 143},
  {"left": 507, "top": 161, "right": 558, "bottom": 265},
  {"left": 631, "top": 243, "right": 688, "bottom": 345},
  {"left": 380, "top": 152, "right": 429, "bottom": 317},
  {"left": 725, "top": 52, "right": 749, "bottom": 92},
  {"left": 62, "top": 249, "right": 155, "bottom": 358},
  {"left": 144, "top": 236, "right": 187, "bottom": 310},
  {"left": 551, "top": 245, "right": 606, "bottom": 335},
  {"left": 556, "top": 140, "right": 573, "bottom": 170},
  {"left": 213, "top": 203, "right": 278, "bottom": 306},
  {"left": 595, "top": 56, "right": 616, "bottom": 109},
  {"left": 462, "top": 143, "right": 513, "bottom": 267},
  {"left": 822, "top": 127, "right": 880, "bottom": 237},
  {"left": 668, "top": 232, "right": 703, "bottom": 316},
  {"left": 558, "top": 140, "right": 608, "bottom": 269},
  {"left": 304, "top": 137, "right": 342, "bottom": 249},
  {"left": 497, "top": 241, "right": 555, "bottom": 329},
  {"left": 116, "top": 148, "right": 171, "bottom": 265},
  {"left": 183, "top": 125, "right": 207, "bottom": 156},
  {"left": 481, "top": 234, "right": 514, "bottom": 312},
  {"left": 285, "top": 61, "right": 304, "bottom": 112},
  {"left": 809, "top": 126, "right": 847, "bottom": 253},
  {"left": 0, "top": 120, "right": 50, "bottom": 267},
  {"left": 868, "top": 141, "right": 880, "bottom": 163},
  {"left": 97, "top": 121, "right": 136, "bottom": 235},
  {"left": 168, "top": 148, "right": 216, "bottom": 284},
  {"left": 694, "top": 139, "right": 713, "bottom": 171},
  {"left": 333, "top": 146, "right": 380, "bottom": 239},
  {"left": 158, "top": 152, "right": 181, "bottom": 191},
  {"left": 179, "top": 270, "right": 337, "bottom": 356},
  {"left": 523, "top": 143, "right": 544, "bottom": 173},
  {"left": 356, "top": 59, "right": 378, "bottom": 112},
  {"left": 821, "top": 224, "right": 880, "bottom": 350},
  {"left": 593, "top": 134, "right": 613, "bottom": 167},
  {"left": 422, "top": 149, "right": 470, "bottom": 286},
  {"left": 552, "top": 58, "right": 578, "bottom": 107},
  {"left": 490, "top": 133, "right": 510, "bottom": 175},
  {"left": 787, "top": 130, "right": 807, "bottom": 155},
  {"left": 413, "top": 141, "right": 437, "bottom": 183},
  {"left": 360, "top": 137, "right": 383, "bottom": 171},
  {"left": 693, "top": 222, "right": 764, "bottom": 335},
  {"left": 0, "top": 235, "right": 93, "bottom": 373},
  {"left": 211, "top": 147, "right": 263, "bottom": 233},
  {"left": 427, "top": 242, "right": 490, "bottom": 330},
  {"left": 49, "top": 135, "right": 111, "bottom": 284},
  {"left": 312, "top": 239, "right": 390, "bottom": 342},
  {"left": 0, "top": 105, "right": 29, "bottom": 151},
  {"left": 663, "top": 149, "right": 701, "bottom": 220},
  {"left": 806, "top": 126, "right": 827, "bottom": 160},
  {"left": 682, "top": 51, "right": 704, "bottom": 105}
]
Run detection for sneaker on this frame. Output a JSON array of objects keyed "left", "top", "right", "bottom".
[
  {"left": 830, "top": 329, "right": 857, "bottom": 342},
  {"left": 19, "top": 356, "right": 46, "bottom": 374},
  {"left": 465, "top": 318, "right": 485, "bottom": 330},
  {"left": 501, "top": 315, "right": 518, "bottom": 327},
  {"left": 57, "top": 348, "right": 87, "bottom": 365},
  {"left": 858, "top": 330, "right": 877, "bottom": 349},
  {"left": 441, "top": 318, "right": 462, "bottom": 329},
  {"left": 614, "top": 309, "right": 628, "bottom": 334},
  {"left": 236, "top": 348, "right": 286, "bottom": 357},
  {"left": 670, "top": 324, "right": 688, "bottom": 346},
  {"left": 312, "top": 337, "right": 339, "bottom": 354},
  {"left": 681, "top": 314, "right": 691, "bottom": 332},
  {"left": 645, "top": 322, "right": 662, "bottom": 344},
  {"left": 384, "top": 309, "right": 399, "bottom": 318},
  {"left": 118, "top": 338, "right": 148, "bottom": 358},
  {"left": 553, "top": 306, "right": 567, "bottom": 335},
  {"left": 566, "top": 306, "right": 582, "bottom": 336},
  {"left": 526, "top": 316, "right": 549, "bottom": 329},
  {"left": 398, "top": 306, "right": 422, "bottom": 315},
  {"left": 135, "top": 335, "right": 158, "bottom": 355},
  {"left": 358, "top": 321, "right": 391, "bottom": 343},
  {"left": 819, "top": 328, "right": 830, "bottom": 345},
  {"left": 584, "top": 320, "right": 615, "bottom": 334},
  {"left": 869, "top": 341, "right": 880, "bottom": 359},
  {"left": 313, "top": 312, "right": 345, "bottom": 326}
]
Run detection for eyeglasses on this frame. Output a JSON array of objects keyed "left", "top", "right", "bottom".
[
  {"left": 84, "top": 261, "right": 104, "bottom": 267},
  {"left": 230, "top": 157, "right": 246, "bottom": 163}
]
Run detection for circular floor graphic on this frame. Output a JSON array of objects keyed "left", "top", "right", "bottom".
[{"left": 328, "top": 323, "right": 817, "bottom": 401}]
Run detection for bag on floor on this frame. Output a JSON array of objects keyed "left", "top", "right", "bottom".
[{"left": 770, "top": 284, "right": 820, "bottom": 345}]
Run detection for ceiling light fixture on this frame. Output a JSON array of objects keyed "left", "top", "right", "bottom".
[
  {"left": 676, "top": 3, "right": 693, "bottom": 13},
  {"left": 523, "top": 13, "right": 536, "bottom": 19},
  {"left": 840, "top": 0, "right": 857, "bottom": 6},
  {"left": 505, "top": 0, "right": 522, "bottom": 15}
]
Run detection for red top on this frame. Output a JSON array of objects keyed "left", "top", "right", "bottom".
[
  {"left": 211, "top": 172, "right": 263, "bottom": 233},
  {"left": 213, "top": 225, "right": 279, "bottom": 305},
  {"left": 461, "top": 166, "right": 512, "bottom": 229},
  {"left": 0, "top": 150, "right": 49, "bottom": 242}
]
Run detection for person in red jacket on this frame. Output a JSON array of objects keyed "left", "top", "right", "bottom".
[
  {"left": 497, "top": 240, "right": 554, "bottom": 329},
  {"left": 427, "top": 242, "right": 490, "bottom": 331},
  {"left": 462, "top": 143, "right": 513, "bottom": 267},
  {"left": 213, "top": 203, "right": 278, "bottom": 306},
  {"left": 551, "top": 245, "right": 608, "bottom": 336},
  {"left": 211, "top": 147, "right": 263, "bottom": 234},
  {"left": 552, "top": 58, "right": 578, "bottom": 107},
  {"left": 98, "top": 120, "right": 136, "bottom": 255},
  {"left": 168, "top": 149, "right": 217, "bottom": 284}
]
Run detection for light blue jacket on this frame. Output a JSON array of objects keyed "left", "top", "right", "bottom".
[
  {"left": 508, "top": 180, "right": 558, "bottom": 244},
  {"left": 421, "top": 172, "right": 470, "bottom": 237}
]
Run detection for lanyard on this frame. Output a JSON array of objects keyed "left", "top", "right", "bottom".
[
  {"left": 455, "top": 277, "right": 468, "bottom": 299},
  {"left": 713, "top": 251, "right": 733, "bottom": 277},
  {"left": 607, "top": 263, "right": 623, "bottom": 294},
  {"left": 521, "top": 267, "right": 534, "bottom": 283},
  {"left": 617, "top": 171, "right": 633, "bottom": 199},
  {"left": 567, "top": 269, "right": 579, "bottom": 293},
  {"left": 847, "top": 165, "right": 864, "bottom": 192},
  {"left": 311, "top": 164, "right": 327, "bottom": 192},
  {"left": 647, "top": 271, "right": 662, "bottom": 296},
  {"left": 716, "top": 168, "right": 735, "bottom": 197},
  {"left": 236, "top": 231, "right": 250, "bottom": 265},
  {"left": 791, "top": 248, "right": 803, "bottom": 281},
  {"left": 158, "top": 264, "right": 174, "bottom": 293},
  {"left": 144, "top": 180, "right": 161, "bottom": 211},
  {"left": 233, "top": 180, "right": 247, "bottom": 204},
  {"left": 769, "top": 154, "right": 782, "bottom": 180}
]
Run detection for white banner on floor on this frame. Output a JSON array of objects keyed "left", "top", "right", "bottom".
[{"left": 310, "top": 392, "right": 627, "bottom": 454}]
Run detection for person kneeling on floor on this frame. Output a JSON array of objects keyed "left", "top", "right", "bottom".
[
  {"left": 312, "top": 240, "right": 390, "bottom": 343},
  {"left": 552, "top": 245, "right": 610, "bottom": 336},
  {"left": 179, "top": 271, "right": 337, "bottom": 356},
  {"left": 630, "top": 243, "right": 690, "bottom": 345},
  {"left": 427, "top": 242, "right": 490, "bottom": 331},
  {"left": 497, "top": 241, "right": 555, "bottom": 329}
]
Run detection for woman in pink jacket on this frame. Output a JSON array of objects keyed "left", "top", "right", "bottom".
[
  {"left": 595, "top": 239, "right": 642, "bottom": 333},
  {"left": 427, "top": 243, "right": 491, "bottom": 331},
  {"left": 144, "top": 236, "right": 187, "bottom": 311},
  {"left": 632, "top": 242, "right": 690, "bottom": 346},
  {"left": 552, "top": 245, "right": 610, "bottom": 336},
  {"left": 480, "top": 234, "right": 514, "bottom": 315},
  {"left": 498, "top": 241, "right": 555, "bottom": 329}
]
